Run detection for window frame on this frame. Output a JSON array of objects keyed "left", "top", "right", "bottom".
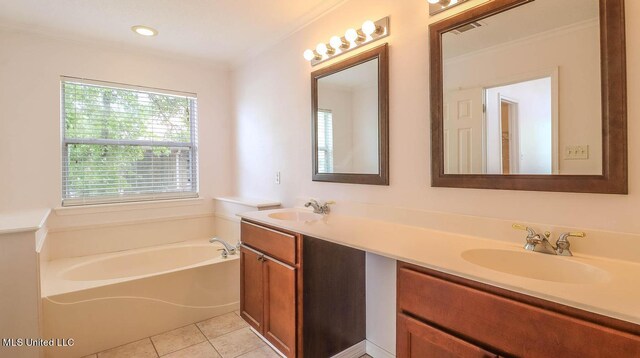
[
  {"left": 60, "top": 77, "right": 199, "bottom": 207},
  {"left": 317, "top": 109, "right": 334, "bottom": 174}
]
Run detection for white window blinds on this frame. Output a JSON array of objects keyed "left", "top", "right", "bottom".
[
  {"left": 61, "top": 77, "right": 198, "bottom": 206},
  {"left": 317, "top": 109, "right": 334, "bottom": 173}
]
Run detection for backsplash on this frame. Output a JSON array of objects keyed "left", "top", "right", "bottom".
[{"left": 292, "top": 197, "right": 640, "bottom": 263}]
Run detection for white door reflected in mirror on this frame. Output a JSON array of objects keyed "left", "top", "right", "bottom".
[{"left": 442, "top": 0, "right": 601, "bottom": 175}]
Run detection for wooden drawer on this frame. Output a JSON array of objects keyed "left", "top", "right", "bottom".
[
  {"left": 241, "top": 221, "right": 297, "bottom": 266},
  {"left": 398, "top": 265, "right": 640, "bottom": 357},
  {"left": 398, "top": 313, "right": 498, "bottom": 358}
]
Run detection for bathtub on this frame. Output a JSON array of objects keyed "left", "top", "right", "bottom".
[{"left": 41, "top": 239, "right": 239, "bottom": 358}]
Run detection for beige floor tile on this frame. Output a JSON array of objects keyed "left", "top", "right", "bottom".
[
  {"left": 150, "top": 324, "right": 206, "bottom": 356},
  {"left": 162, "top": 341, "right": 221, "bottom": 358},
  {"left": 97, "top": 338, "right": 158, "bottom": 358},
  {"left": 209, "top": 328, "right": 265, "bottom": 358},
  {"left": 197, "top": 312, "right": 248, "bottom": 339},
  {"left": 236, "top": 346, "right": 281, "bottom": 358}
]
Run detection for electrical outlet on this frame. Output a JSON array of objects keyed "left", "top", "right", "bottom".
[
  {"left": 275, "top": 171, "right": 281, "bottom": 184},
  {"left": 564, "top": 145, "right": 589, "bottom": 160}
]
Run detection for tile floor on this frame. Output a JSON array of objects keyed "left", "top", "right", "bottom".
[
  {"left": 84, "top": 311, "right": 279, "bottom": 358},
  {"left": 84, "top": 311, "right": 374, "bottom": 358}
]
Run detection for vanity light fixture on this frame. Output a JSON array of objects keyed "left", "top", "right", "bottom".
[
  {"left": 329, "top": 35, "right": 349, "bottom": 50},
  {"left": 131, "top": 25, "right": 158, "bottom": 37},
  {"left": 428, "top": 0, "right": 469, "bottom": 15},
  {"left": 302, "top": 16, "right": 390, "bottom": 66},
  {"left": 362, "top": 20, "right": 384, "bottom": 36},
  {"left": 304, "top": 49, "right": 321, "bottom": 61},
  {"left": 345, "top": 28, "right": 364, "bottom": 43}
]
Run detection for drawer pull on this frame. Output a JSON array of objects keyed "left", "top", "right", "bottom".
[{"left": 242, "top": 244, "right": 295, "bottom": 270}]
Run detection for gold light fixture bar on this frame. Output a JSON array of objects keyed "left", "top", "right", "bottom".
[{"left": 303, "top": 16, "right": 390, "bottom": 67}]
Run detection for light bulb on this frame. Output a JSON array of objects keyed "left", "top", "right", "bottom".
[
  {"left": 362, "top": 20, "right": 378, "bottom": 36},
  {"left": 303, "top": 49, "right": 315, "bottom": 61},
  {"left": 345, "top": 28, "right": 359, "bottom": 43},
  {"left": 427, "top": 0, "right": 440, "bottom": 4},
  {"left": 330, "top": 36, "right": 345, "bottom": 50},
  {"left": 316, "top": 43, "right": 328, "bottom": 55}
]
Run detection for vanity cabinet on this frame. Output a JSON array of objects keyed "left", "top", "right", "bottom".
[
  {"left": 397, "top": 314, "right": 497, "bottom": 358},
  {"left": 240, "top": 220, "right": 365, "bottom": 358},
  {"left": 397, "top": 262, "right": 640, "bottom": 358}
]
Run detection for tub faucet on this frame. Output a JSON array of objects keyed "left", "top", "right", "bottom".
[
  {"left": 513, "top": 224, "right": 585, "bottom": 256},
  {"left": 209, "top": 237, "right": 239, "bottom": 258},
  {"left": 304, "top": 199, "right": 334, "bottom": 214}
]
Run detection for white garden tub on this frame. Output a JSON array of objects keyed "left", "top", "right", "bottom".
[{"left": 41, "top": 239, "right": 239, "bottom": 358}]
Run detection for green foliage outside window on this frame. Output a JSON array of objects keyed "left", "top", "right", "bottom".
[{"left": 63, "top": 82, "right": 196, "bottom": 199}]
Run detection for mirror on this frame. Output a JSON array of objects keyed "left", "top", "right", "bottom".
[
  {"left": 312, "top": 44, "right": 389, "bottom": 185},
  {"left": 431, "top": 0, "right": 627, "bottom": 193}
]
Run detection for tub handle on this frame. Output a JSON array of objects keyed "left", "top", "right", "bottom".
[{"left": 217, "top": 248, "right": 229, "bottom": 259}]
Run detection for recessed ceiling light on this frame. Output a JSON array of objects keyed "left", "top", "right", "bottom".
[{"left": 131, "top": 25, "right": 158, "bottom": 37}]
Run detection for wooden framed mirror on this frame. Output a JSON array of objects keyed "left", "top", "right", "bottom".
[
  {"left": 430, "top": 0, "right": 627, "bottom": 193},
  {"left": 311, "top": 44, "right": 389, "bottom": 185}
]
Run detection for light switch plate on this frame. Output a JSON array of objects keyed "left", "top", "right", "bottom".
[
  {"left": 565, "top": 145, "right": 589, "bottom": 160},
  {"left": 275, "top": 171, "right": 281, "bottom": 184}
]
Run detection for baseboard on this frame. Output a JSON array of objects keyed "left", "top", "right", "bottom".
[
  {"left": 330, "top": 340, "right": 367, "bottom": 358},
  {"left": 366, "top": 340, "right": 395, "bottom": 358},
  {"left": 245, "top": 337, "right": 393, "bottom": 358},
  {"left": 248, "top": 327, "right": 286, "bottom": 358}
]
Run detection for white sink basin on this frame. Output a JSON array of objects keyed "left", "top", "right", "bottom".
[
  {"left": 461, "top": 249, "right": 609, "bottom": 284},
  {"left": 268, "top": 211, "right": 323, "bottom": 222}
]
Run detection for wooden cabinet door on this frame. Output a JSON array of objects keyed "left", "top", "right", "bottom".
[
  {"left": 240, "top": 247, "right": 264, "bottom": 332},
  {"left": 263, "top": 257, "right": 296, "bottom": 358},
  {"left": 397, "top": 314, "right": 498, "bottom": 358}
]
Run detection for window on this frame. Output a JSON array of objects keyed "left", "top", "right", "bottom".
[
  {"left": 317, "top": 109, "right": 334, "bottom": 173},
  {"left": 61, "top": 77, "right": 198, "bottom": 206}
]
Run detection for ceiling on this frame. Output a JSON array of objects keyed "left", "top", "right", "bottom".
[
  {"left": 442, "top": 0, "right": 599, "bottom": 59},
  {"left": 0, "top": 0, "right": 348, "bottom": 64}
]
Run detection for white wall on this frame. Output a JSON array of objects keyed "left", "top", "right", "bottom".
[
  {"left": 318, "top": 83, "right": 379, "bottom": 174},
  {"left": 0, "top": 28, "right": 233, "bottom": 216},
  {"left": 232, "top": 0, "right": 640, "bottom": 353},
  {"left": 444, "top": 20, "right": 601, "bottom": 175},
  {"left": 486, "top": 78, "right": 552, "bottom": 174},
  {"left": 232, "top": 0, "right": 640, "bottom": 235},
  {"left": 318, "top": 84, "right": 354, "bottom": 172},
  {"left": 351, "top": 85, "right": 379, "bottom": 174}
]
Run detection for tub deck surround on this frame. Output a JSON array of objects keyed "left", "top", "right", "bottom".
[
  {"left": 0, "top": 208, "right": 50, "bottom": 235},
  {"left": 215, "top": 196, "right": 282, "bottom": 210},
  {"left": 239, "top": 208, "right": 640, "bottom": 326}
]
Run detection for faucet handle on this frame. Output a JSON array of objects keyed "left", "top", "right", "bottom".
[
  {"left": 555, "top": 232, "right": 585, "bottom": 256},
  {"left": 565, "top": 232, "right": 586, "bottom": 238},
  {"left": 512, "top": 223, "right": 538, "bottom": 237}
]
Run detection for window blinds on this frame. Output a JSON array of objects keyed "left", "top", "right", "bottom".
[
  {"left": 317, "top": 110, "right": 334, "bottom": 173},
  {"left": 61, "top": 77, "right": 198, "bottom": 206}
]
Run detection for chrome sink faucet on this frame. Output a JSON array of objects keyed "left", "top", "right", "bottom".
[
  {"left": 304, "top": 199, "right": 334, "bottom": 214},
  {"left": 210, "top": 237, "right": 240, "bottom": 258},
  {"left": 513, "top": 224, "right": 585, "bottom": 256}
]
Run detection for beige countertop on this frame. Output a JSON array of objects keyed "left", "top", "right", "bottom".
[{"left": 239, "top": 208, "right": 640, "bottom": 326}]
